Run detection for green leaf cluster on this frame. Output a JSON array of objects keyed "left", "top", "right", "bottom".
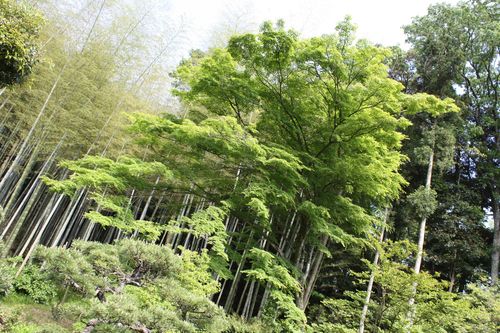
[
  {"left": 310, "top": 240, "right": 500, "bottom": 332},
  {"left": 0, "top": 0, "right": 44, "bottom": 86},
  {"left": 244, "top": 248, "right": 306, "bottom": 332}
]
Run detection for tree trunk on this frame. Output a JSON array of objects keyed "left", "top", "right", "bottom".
[
  {"left": 406, "top": 149, "right": 434, "bottom": 331},
  {"left": 491, "top": 197, "right": 499, "bottom": 284},
  {"left": 359, "top": 207, "right": 389, "bottom": 333},
  {"left": 0, "top": 66, "right": 66, "bottom": 200},
  {"left": 224, "top": 230, "right": 254, "bottom": 312},
  {"left": 298, "top": 235, "right": 328, "bottom": 310},
  {"left": 16, "top": 193, "right": 65, "bottom": 276},
  {"left": 0, "top": 136, "right": 63, "bottom": 254},
  {"left": 0, "top": 142, "right": 40, "bottom": 217}
]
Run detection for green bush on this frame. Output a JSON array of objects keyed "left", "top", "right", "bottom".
[
  {"left": 0, "top": 261, "right": 16, "bottom": 296},
  {"left": 34, "top": 240, "right": 232, "bottom": 332},
  {"left": 0, "top": 0, "right": 44, "bottom": 86},
  {"left": 13, "top": 265, "right": 58, "bottom": 304},
  {"left": 0, "top": 248, "right": 19, "bottom": 296}
]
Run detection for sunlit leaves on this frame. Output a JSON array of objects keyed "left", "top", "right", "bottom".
[
  {"left": 0, "top": 0, "right": 44, "bottom": 85},
  {"left": 43, "top": 156, "right": 172, "bottom": 239}
]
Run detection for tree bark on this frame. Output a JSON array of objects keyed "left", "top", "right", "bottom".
[
  {"left": 491, "top": 197, "right": 499, "bottom": 284},
  {"left": 406, "top": 149, "right": 434, "bottom": 331},
  {"left": 359, "top": 207, "right": 389, "bottom": 333}
]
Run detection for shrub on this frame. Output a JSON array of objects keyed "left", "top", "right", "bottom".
[
  {"left": 0, "top": 248, "right": 19, "bottom": 296},
  {"left": 13, "top": 265, "right": 58, "bottom": 304}
]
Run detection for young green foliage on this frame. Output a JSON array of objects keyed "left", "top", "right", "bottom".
[
  {"left": 244, "top": 248, "right": 306, "bottom": 332},
  {"left": 309, "top": 240, "right": 499, "bottom": 332},
  {"left": 43, "top": 156, "right": 172, "bottom": 240},
  {"left": 0, "top": 0, "right": 44, "bottom": 86}
]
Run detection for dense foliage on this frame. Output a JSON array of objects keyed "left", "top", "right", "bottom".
[
  {"left": 0, "top": 0, "right": 44, "bottom": 86},
  {"left": 0, "top": 1, "right": 498, "bottom": 332}
]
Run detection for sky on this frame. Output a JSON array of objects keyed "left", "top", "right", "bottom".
[{"left": 167, "top": 0, "right": 459, "bottom": 54}]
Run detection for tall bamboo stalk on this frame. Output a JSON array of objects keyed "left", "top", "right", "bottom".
[{"left": 0, "top": 65, "right": 66, "bottom": 202}]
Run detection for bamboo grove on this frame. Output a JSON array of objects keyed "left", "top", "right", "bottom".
[{"left": 0, "top": 0, "right": 498, "bottom": 332}]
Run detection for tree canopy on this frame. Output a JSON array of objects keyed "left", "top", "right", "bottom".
[{"left": 0, "top": 1, "right": 498, "bottom": 332}]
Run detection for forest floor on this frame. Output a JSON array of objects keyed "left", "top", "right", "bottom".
[{"left": 0, "top": 294, "right": 75, "bottom": 332}]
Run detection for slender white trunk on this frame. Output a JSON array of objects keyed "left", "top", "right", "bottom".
[
  {"left": 0, "top": 119, "right": 20, "bottom": 170},
  {"left": 0, "top": 66, "right": 66, "bottom": 196},
  {"left": 242, "top": 281, "right": 255, "bottom": 318},
  {"left": 406, "top": 149, "right": 434, "bottom": 331},
  {"left": 16, "top": 193, "right": 65, "bottom": 276},
  {"left": 224, "top": 230, "right": 254, "bottom": 312},
  {"left": 0, "top": 141, "right": 42, "bottom": 217},
  {"left": 182, "top": 199, "right": 205, "bottom": 248},
  {"left": 359, "top": 207, "right": 389, "bottom": 333},
  {"left": 0, "top": 98, "right": 9, "bottom": 113},
  {"left": 139, "top": 176, "right": 160, "bottom": 221},
  {"left": 257, "top": 284, "right": 271, "bottom": 317},
  {"left": 50, "top": 188, "right": 86, "bottom": 247},
  {"left": 490, "top": 199, "right": 499, "bottom": 284},
  {"left": 17, "top": 193, "right": 58, "bottom": 257},
  {"left": 80, "top": 0, "right": 107, "bottom": 54},
  {"left": 247, "top": 282, "right": 260, "bottom": 319},
  {"left": 299, "top": 235, "right": 328, "bottom": 310},
  {"left": 171, "top": 193, "right": 194, "bottom": 248},
  {"left": 149, "top": 192, "right": 164, "bottom": 221},
  {"left": 0, "top": 136, "right": 63, "bottom": 244},
  {"left": 236, "top": 279, "right": 250, "bottom": 313}
]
